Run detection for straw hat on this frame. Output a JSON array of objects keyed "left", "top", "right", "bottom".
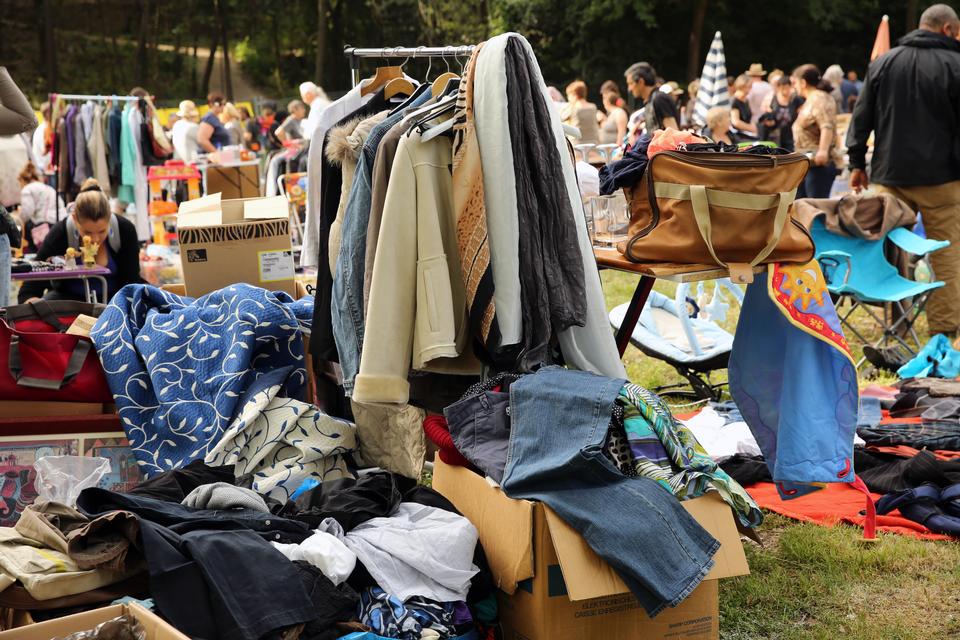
[
  {"left": 176, "top": 100, "right": 200, "bottom": 122},
  {"left": 747, "top": 63, "right": 767, "bottom": 77}
]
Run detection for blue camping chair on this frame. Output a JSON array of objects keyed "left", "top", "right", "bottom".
[
  {"left": 810, "top": 216, "right": 950, "bottom": 364},
  {"left": 609, "top": 280, "right": 742, "bottom": 400}
]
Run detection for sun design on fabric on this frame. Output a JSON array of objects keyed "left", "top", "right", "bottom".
[{"left": 779, "top": 264, "right": 827, "bottom": 311}]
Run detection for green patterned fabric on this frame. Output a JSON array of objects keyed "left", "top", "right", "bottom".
[{"left": 619, "top": 383, "right": 763, "bottom": 527}]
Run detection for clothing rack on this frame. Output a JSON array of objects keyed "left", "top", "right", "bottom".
[
  {"left": 47, "top": 93, "right": 142, "bottom": 219},
  {"left": 343, "top": 45, "right": 476, "bottom": 88}
]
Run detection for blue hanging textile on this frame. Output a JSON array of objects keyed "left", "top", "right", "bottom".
[{"left": 729, "top": 261, "right": 859, "bottom": 499}]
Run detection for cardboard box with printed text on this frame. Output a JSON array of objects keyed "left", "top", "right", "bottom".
[
  {"left": 177, "top": 193, "right": 297, "bottom": 297},
  {"left": 432, "top": 458, "right": 750, "bottom": 640}
]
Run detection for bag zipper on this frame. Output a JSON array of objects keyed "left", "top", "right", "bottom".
[{"left": 655, "top": 150, "right": 808, "bottom": 169}]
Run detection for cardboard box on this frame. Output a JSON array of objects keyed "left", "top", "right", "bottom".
[
  {"left": 206, "top": 163, "right": 259, "bottom": 199},
  {"left": 0, "top": 602, "right": 189, "bottom": 639},
  {"left": 177, "top": 193, "right": 297, "bottom": 297},
  {"left": 432, "top": 459, "right": 750, "bottom": 640}
]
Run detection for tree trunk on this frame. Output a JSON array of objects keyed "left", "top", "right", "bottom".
[
  {"left": 271, "top": 13, "right": 283, "bottom": 94},
  {"left": 136, "top": 0, "right": 151, "bottom": 86},
  {"left": 96, "top": 1, "right": 115, "bottom": 90},
  {"left": 316, "top": 0, "right": 327, "bottom": 84},
  {"left": 214, "top": 0, "right": 233, "bottom": 99},
  {"left": 201, "top": 37, "right": 218, "bottom": 95},
  {"left": 43, "top": 0, "right": 57, "bottom": 91},
  {"left": 906, "top": 0, "right": 918, "bottom": 32},
  {"left": 687, "top": 0, "right": 708, "bottom": 83}
]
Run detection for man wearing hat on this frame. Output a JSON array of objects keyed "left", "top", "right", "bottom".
[
  {"left": 171, "top": 100, "right": 200, "bottom": 162},
  {"left": 746, "top": 63, "right": 773, "bottom": 127}
]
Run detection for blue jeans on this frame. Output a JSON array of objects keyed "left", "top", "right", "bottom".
[
  {"left": 501, "top": 367, "right": 720, "bottom": 617},
  {"left": 799, "top": 163, "right": 837, "bottom": 199}
]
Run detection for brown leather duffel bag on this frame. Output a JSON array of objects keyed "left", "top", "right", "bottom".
[{"left": 618, "top": 150, "right": 815, "bottom": 283}]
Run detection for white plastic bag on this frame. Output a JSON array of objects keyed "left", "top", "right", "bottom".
[{"left": 34, "top": 456, "right": 111, "bottom": 507}]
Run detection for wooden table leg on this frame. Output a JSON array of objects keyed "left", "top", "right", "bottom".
[{"left": 615, "top": 275, "right": 655, "bottom": 357}]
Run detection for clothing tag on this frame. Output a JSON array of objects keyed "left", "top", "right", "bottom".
[
  {"left": 258, "top": 250, "right": 295, "bottom": 283},
  {"left": 66, "top": 314, "right": 98, "bottom": 338}
]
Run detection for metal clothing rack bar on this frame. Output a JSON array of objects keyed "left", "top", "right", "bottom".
[
  {"left": 344, "top": 45, "right": 476, "bottom": 87},
  {"left": 52, "top": 94, "right": 140, "bottom": 102}
]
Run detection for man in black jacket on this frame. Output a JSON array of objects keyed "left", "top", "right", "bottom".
[{"left": 847, "top": 4, "right": 960, "bottom": 336}]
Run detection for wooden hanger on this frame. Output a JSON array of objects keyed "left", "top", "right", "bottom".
[
  {"left": 431, "top": 72, "right": 459, "bottom": 99},
  {"left": 383, "top": 77, "right": 415, "bottom": 100},
  {"left": 361, "top": 65, "right": 403, "bottom": 96}
]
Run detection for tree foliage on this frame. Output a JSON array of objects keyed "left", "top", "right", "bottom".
[{"left": 0, "top": 0, "right": 932, "bottom": 104}]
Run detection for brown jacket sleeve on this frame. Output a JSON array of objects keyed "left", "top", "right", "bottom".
[{"left": 0, "top": 67, "right": 38, "bottom": 136}]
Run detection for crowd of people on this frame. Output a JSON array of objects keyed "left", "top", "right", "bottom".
[
  {"left": 556, "top": 59, "right": 859, "bottom": 199},
  {"left": 163, "top": 81, "right": 331, "bottom": 162}
]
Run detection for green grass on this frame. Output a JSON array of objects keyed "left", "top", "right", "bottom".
[{"left": 598, "top": 270, "right": 960, "bottom": 639}]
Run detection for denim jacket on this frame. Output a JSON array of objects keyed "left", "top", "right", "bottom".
[{"left": 332, "top": 91, "right": 433, "bottom": 395}]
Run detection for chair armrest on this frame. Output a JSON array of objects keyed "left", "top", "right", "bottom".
[
  {"left": 888, "top": 227, "right": 950, "bottom": 256},
  {"left": 817, "top": 250, "right": 852, "bottom": 287}
]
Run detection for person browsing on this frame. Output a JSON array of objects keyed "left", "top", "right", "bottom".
[
  {"left": 847, "top": 3, "right": 960, "bottom": 337},
  {"left": 624, "top": 61, "right": 679, "bottom": 134},
  {"left": 196, "top": 92, "right": 231, "bottom": 153},
  {"left": 19, "top": 179, "right": 145, "bottom": 303}
]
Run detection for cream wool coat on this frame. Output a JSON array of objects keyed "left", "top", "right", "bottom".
[{"left": 353, "top": 129, "right": 479, "bottom": 405}]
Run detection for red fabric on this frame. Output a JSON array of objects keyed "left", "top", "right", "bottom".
[
  {"left": 747, "top": 481, "right": 952, "bottom": 540},
  {"left": 423, "top": 414, "right": 473, "bottom": 468},
  {"left": 865, "top": 444, "right": 960, "bottom": 461},
  {"left": 0, "top": 315, "right": 113, "bottom": 402},
  {"left": 646, "top": 128, "right": 705, "bottom": 157}
]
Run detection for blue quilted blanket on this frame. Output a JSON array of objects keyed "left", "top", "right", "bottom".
[{"left": 91, "top": 284, "right": 315, "bottom": 477}]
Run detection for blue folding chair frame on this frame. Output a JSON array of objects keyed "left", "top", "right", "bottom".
[{"left": 812, "top": 217, "right": 950, "bottom": 365}]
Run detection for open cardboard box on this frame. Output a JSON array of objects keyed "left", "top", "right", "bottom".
[
  {"left": 0, "top": 602, "right": 189, "bottom": 639},
  {"left": 206, "top": 163, "right": 259, "bottom": 199},
  {"left": 177, "top": 193, "right": 296, "bottom": 298},
  {"left": 433, "top": 458, "right": 749, "bottom": 640}
]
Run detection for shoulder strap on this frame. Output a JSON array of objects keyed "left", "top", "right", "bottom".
[{"left": 65, "top": 213, "right": 122, "bottom": 253}]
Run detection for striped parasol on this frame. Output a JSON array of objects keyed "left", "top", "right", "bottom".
[{"left": 693, "top": 31, "right": 730, "bottom": 127}]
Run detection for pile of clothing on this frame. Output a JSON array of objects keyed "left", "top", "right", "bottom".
[
  {"left": 424, "top": 366, "right": 761, "bottom": 617},
  {"left": 0, "top": 463, "right": 497, "bottom": 640},
  {"left": 90, "top": 283, "right": 359, "bottom": 502}
]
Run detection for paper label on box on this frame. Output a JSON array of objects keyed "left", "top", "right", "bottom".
[
  {"left": 66, "top": 314, "right": 98, "bottom": 337},
  {"left": 259, "top": 250, "right": 295, "bottom": 282},
  {"left": 185, "top": 248, "right": 208, "bottom": 263}
]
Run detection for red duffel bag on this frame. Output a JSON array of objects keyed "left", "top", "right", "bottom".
[{"left": 0, "top": 300, "right": 114, "bottom": 402}]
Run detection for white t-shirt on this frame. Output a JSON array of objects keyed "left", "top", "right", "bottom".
[
  {"left": 171, "top": 119, "right": 200, "bottom": 162},
  {"left": 19, "top": 180, "right": 63, "bottom": 225},
  {"left": 31, "top": 122, "right": 50, "bottom": 173}
]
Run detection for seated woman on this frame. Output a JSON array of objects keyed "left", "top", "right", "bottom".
[
  {"left": 703, "top": 106, "right": 738, "bottom": 145},
  {"left": 18, "top": 179, "right": 144, "bottom": 303}
]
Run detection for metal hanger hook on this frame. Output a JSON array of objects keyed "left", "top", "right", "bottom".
[{"left": 421, "top": 47, "right": 431, "bottom": 80}]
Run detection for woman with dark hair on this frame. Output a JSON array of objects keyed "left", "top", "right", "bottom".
[
  {"left": 19, "top": 178, "right": 144, "bottom": 303},
  {"left": 791, "top": 64, "right": 840, "bottom": 198},
  {"left": 197, "top": 92, "right": 231, "bottom": 153}
]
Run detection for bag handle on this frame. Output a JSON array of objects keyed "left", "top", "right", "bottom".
[
  {"left": 677, "top": 184, "right": 795, "bottom": 281},
  {"left": 4, "top": 300, "right": 103, "bottom": 326},
  {"left": 8, "top": 334, "right": 92, "bottom": 390}
]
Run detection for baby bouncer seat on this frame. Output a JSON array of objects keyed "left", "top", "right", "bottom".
[{"left": 609, "top": 280, "right": 743, "bottom": 400}]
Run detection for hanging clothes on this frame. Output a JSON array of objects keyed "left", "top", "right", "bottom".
[
  {"left": 302, "top": 82, "right": 376, "bottom": 269},
  {"left": 119, "top": 102, "right": 150, "bottom": 240},
  {"left": 352, "top": 126, "right": 480, "bottom": 405},
  {"left": 73, "top": 102, "right": 93, "bottom": 185},
  {"left": 88, "top": 105, "right": 111, "bottom": 195},
  {"left": 308, "top": 89, "right": 402, "bottom": 366},
  {"left": 107, "top": 104, "right": 123, "bottom": 186},
  {"left": 333, "top": 89, "right": 434, "bottom": 397}
]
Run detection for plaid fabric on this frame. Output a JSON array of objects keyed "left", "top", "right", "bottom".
[{"left": 619, "top": 383, "right": 763, "bottom": 527}]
